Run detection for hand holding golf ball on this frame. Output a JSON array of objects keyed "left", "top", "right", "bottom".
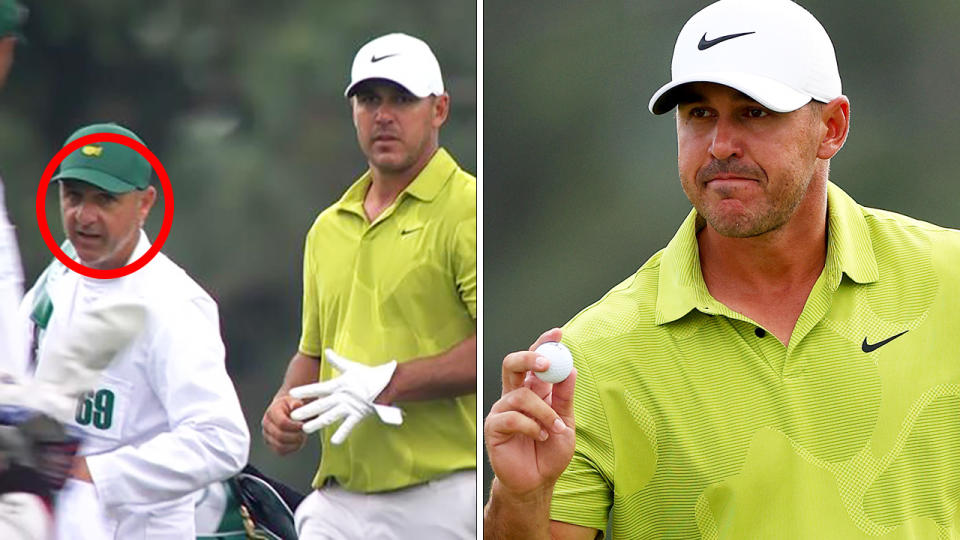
[
  {"left": 533, "top": 341, "right": 573, "bottom": 383},
  {"left": 485, "top": 329, "right": 577, "bottom": 503}
]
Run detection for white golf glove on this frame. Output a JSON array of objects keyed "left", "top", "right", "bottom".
[{"left": 289, "top": 349, "right": 402, "bottom": 445}]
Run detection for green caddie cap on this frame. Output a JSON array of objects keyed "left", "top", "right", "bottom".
[
  {"left": 0, "top": 0, "right": 27, "bottom": 40},
  {"left": 51, "top": 123, "right": 152, "bottom": 194}
]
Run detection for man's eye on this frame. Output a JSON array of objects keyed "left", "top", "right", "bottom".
[
  {"left": 690, "top": 107, "right": 710, "bottom": 118},
  {"left": 746, "top": 108, "right": 768, "bottom": 118}
]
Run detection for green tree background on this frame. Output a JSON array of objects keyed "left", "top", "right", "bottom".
[
  {"left": 484, "top": 0, "right": 960, "bottom": 499},
  {"left": 1, "top": 0, "right": 476, "bottom": 492}
]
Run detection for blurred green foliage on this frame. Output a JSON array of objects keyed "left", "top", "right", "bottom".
[
  {"left": 484, "top": 0, "right": 960, "bottom": 498},
  {"left": 1, "top": 0, "right": 475, "bottom": 492}
]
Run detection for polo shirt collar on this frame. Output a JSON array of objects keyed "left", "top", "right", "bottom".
[
  {"left": 404, "top": 147, "right": 457, "bottom": 202},
  {"left": 825, "top": 182, "right": 878, "bottom": 286},
  {"left": 654, "top": 182, "right": 878, "bottom": 326},
  {"left": 335, "top": 147, "right": 457, "bottom": 217}
]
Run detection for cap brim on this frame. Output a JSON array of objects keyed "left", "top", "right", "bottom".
[
  {"left": 648, "top": 72, "right": 813, "bottom": 115},
  {"left": 52, "top": 167, "right": 138, "bottom": 194},
  {"left": 344, "top": 76, "right": 426, "bottom": 98}
]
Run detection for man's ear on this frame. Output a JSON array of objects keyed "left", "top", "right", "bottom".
[
  {"left": 817, "top": 96, "right": 850, "bottom": 160},
  {"left": 137, "top": 185, "right": 157, "bottom": 225},
  {"left": 432, "top": 93, "right": 450, "bottom": 128}
]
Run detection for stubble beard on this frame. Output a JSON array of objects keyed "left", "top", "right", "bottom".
[
  {"left": 368, "top": 133, "right": 432, "bottom": 176},
  {"left": 687, "top": 171, "right": 812, "bottom": 239},
  {"left": 370, "top": 150, "right": 417, "bottom": 175}
]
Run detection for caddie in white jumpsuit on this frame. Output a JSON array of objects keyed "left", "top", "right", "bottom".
[{"left": 22, "top": 122, "right": 250, "bottom": 539}]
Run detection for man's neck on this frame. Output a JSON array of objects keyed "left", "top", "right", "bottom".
[
  {"left": 697, "top": 178, "right": 829, "bottom": 344},
  {"left": 364, "top": 145, "right": 438, "bottom": 222},
  {"left": 84, "top": 230, "right": 144, "bottom": 271}
]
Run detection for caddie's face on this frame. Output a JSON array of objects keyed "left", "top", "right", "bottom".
[
  {"left": 59, "top": 180, "right": 157, "bottom": 270},
  {"left": 675, "top": 83, "right": 824, "bottom": 238},
  {"left": 351, "top": 80, "right": 449, "bottom": 176}
]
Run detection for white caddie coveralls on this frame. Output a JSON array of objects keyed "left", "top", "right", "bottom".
[{"left": 22, "top": 231, "right": 250, "bottom": 539}]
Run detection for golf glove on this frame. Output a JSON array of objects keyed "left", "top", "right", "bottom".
[{"left": 289, "top": 349, "right": 402, "bottom": 445}]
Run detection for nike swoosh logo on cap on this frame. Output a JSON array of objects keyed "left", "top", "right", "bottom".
[
  {"left": 861, "top": 330, "right": 909, "bottom": 353},
  {"left": 698, "top": 31, "right": 756, "bottom": 50},
  {"left": 371, "top": 53, "right": 399, "bottom": 63}
]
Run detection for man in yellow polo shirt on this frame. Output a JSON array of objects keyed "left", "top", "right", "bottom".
[
  {"left": 261, "top": 32, "right": 476, "bottom": 539},
  {"left": 485, "top": 0, "right": 960, "bottom": 538}
]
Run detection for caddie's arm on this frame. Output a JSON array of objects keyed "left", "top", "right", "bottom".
[
  {"left": 483, "top": 329, "right": 597, "bottom": 540},
  {"left": 84, "top": 297, "right": 249, "bottom": 507},
  {"left": 374, "top": 332, "right": 476, "bottom": 404}
]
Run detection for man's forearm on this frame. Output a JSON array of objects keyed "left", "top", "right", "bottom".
[
  {"left": 483, "top": 478, "right": 554, "bottom": 540},
  {"left": 275, "top": 352, "right": 321, "bottom": 398},
  {"left": 375, "top": 333, "right": 476, "bottom": 403}
]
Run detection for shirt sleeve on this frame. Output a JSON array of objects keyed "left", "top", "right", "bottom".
[
  {"left": 452, "top": 215, "right": 477, "bottom": 321},
  {"left": 86, "top": 296, "right": 250, "bottom": 507},
  {"left": 0, "top": 181, "right": 27, "bottom": 380},
  {"left": 298, "top": 226, "right": 322, "bottom": 356}
]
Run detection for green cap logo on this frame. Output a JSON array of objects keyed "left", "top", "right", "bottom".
[{"left": 81, "top": 145, "right": 103, "bottom": 157}]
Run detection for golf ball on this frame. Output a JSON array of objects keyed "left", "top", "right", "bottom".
[{"left": 534, "top": 341, "right": 573, "bottom": 383}]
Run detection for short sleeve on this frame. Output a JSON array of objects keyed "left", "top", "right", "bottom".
[
  {"left": 298, "top": 227, "right": 322, "bottom": 356},
  {"left": 452, "top": 216, "right": 477, "bottom": 320},
  {"left": 551, "top": 453, "right": 613, "bottom": 532}
]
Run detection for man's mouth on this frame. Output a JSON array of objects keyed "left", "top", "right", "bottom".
[
  {"left": 704, "top": 173, "right": 762, "bottom": 192},
  {"left": 707, "top": 175, "right": 755, "bottom": 184},
  {"left": 72, "top": 230, "right": 101, "bottom": 243}
]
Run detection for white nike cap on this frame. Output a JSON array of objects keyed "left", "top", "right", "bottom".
[
  {"left": 344, "top": 33, "right": 445, "bottom": 98},
  {"left": 648, "top": 0, "right": 842, "bottom": 115}
]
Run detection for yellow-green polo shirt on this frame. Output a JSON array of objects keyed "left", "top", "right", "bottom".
[
  {"left": 299, "top": 148, "right": 476, "bottom": 492},
  {"left": 552, "top": 182, "right": 960, "bottom": 538}
]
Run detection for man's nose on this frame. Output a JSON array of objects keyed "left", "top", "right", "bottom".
[
  {"left": 709, "top": 116, "right": 744, "bottom": 161},
  {"left": 74, "top": 199, "right": 98, "bottom": 225},
  {"left": 374, "top": 102, "right": 396, "bottom": 124}
]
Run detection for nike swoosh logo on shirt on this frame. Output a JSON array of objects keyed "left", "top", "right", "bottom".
[{"left": 861, "top": 330, "right": 908, "bottom": 353}]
